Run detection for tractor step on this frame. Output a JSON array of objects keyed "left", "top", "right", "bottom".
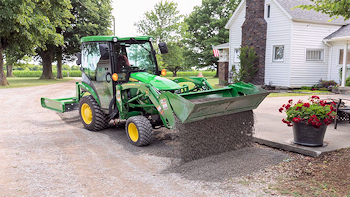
[{"left": 41, "top": 97, "right": 79, "bottom": 113}]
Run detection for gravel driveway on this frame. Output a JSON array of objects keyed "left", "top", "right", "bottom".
[{"left": 0, "top": 79, "right": 289, "bottom": 196}]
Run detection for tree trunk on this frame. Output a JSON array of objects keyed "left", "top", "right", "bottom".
[
  {"left": 6, "top": 64, "right": 14, "bottom": 77},
  {"left": 39, "top": 49, "right": 55, "bottom": 79},
  {"left": 172, "top": 71, "right": 177, "bottom": 77},
  {"left": 214, "top": 65, "right": 218, "bottom": 78},
  {"left": 0, "top": 48, "right": 9, "bottom": 86},
  {"left": 56, "top": 54, "right": 63, "bottom": 79}
]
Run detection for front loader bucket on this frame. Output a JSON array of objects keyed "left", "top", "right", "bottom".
[{"left": 164, "top": 82, "right": 269, "bottom": 124}]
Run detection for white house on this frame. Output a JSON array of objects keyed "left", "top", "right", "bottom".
[{"left": 223, "top": 0, "right": 350, "bottom": 88}]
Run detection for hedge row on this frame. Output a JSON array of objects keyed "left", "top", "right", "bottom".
[
  {"left": 12, "top": 70, "right": 216, "bottom": 78},
  {"left": 13, "top": 70, "right": 82, "bottom": 77}
]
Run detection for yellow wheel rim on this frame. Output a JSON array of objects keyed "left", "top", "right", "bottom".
[
  {"left": 81, "top": 103, "right": 92, "bottom": 124},
  {"left": 128, "top": 123, "right": 139, "bottom": 142}
]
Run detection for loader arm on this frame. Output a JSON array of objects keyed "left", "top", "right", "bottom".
[{"left": 118, "top": 82, "right": 177, "bottom": 128}]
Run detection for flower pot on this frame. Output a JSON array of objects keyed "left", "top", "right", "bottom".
[{"left": 292, "top": 122, "right": 327, "bottom": 147}]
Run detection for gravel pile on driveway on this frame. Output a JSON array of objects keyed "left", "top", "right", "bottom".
[{"left": 165, "top": 146, "right": 289, "bottom": 182}]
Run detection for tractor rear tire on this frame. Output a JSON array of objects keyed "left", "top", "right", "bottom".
[
  {"left": 79, "top": 95, "right": 109, "bottom": 131},
  {"left": 126, "top": 116, "right": 153, "bottom": 146}
]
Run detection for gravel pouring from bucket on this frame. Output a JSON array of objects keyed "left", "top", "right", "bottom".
[{"left": 169, "top": 110, "right": 255, "bottom": 163}]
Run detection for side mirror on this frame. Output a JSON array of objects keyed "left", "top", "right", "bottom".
[
  {"left": 76, "top": 52, "right": 81, "bottom": 65},
  {"left": 158, "top": 42, "right": 168, "bottom": 54},
  {"left": 99, "top": 44, "right": 109, "bottom": 60}
]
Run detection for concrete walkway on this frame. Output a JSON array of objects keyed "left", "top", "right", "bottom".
[{"left": 253, "top": 94, "right": 350, "bottom": 157}]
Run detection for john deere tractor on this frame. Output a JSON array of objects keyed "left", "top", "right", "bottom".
[{"left": 41, "top": 36, "right": 269, "bottom": 146}]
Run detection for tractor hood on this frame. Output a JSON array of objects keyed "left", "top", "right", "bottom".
[{"left": 130, "top": 72, "right": 181, "bottom": 91}]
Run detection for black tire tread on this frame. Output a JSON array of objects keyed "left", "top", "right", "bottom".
[
  {"left": 79, "top": 95, "right": 109, "bottom": 131},
  {"left": 126, "top": 116, "right": 153, "bottom": 146}
]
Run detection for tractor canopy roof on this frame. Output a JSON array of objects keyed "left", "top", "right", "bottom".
[{"left": 80, "top": 36, "right": 153, "bottom": 43}]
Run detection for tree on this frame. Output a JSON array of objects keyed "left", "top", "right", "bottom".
[
  {"left": 54, "top": 0, "right": 113, "bottom": 79},
  {"left": 36, "top": 0, "right": 73, "bottom": 79},
  {"left": 135, "top": 0, "right": 187, "bottom": 76},
  {"left": 296, "top": 0, "right": 350, "bottom": 20},
  {"left": 0, "top": 0, "right": 61, "bottom": 86},
  {"left": 5, "top": 48, "right": 31, "bottom": 77},
  {"left": 4, "top": 46, "right": 27, "bottom": 77},
  {"left": 184, "top": 0, "right": 239, "bottom": 77},
  {"left": 161, "top": 42, "right": 185, "bottom": 76},
  {"left": 135, "top": 0, "right": 183, "bottom": 43}
]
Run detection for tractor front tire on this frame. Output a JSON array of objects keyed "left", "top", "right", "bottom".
[
  {"left": 126, "top": 116, "right": 153, "bottom": 146},
  {"left": 79, "top": 95, "right": 109, "bottom": 131}
]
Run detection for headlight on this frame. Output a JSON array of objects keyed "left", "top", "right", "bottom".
[{"left": 113, "top": 37, "right": 118, "bottom": 42}]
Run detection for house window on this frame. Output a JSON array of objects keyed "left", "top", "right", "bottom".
[
  {"left": 267, "top": 5, "right": 271, "bottom": 18},
  {"left": 306, "top": 49, "right": 324, "bottom": 61},
  {"left": 234, "top": 48, "right": 240, "bottom": 62},
  {"left": 339, "top": 49, "right": 350, "bottom": 64},
  {"left": 273, "top": 45, "right": 284, "bottom": 61}
]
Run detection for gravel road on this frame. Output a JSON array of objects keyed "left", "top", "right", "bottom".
[{"left": 0, "top": 79, "right": 289, "bottom": 196}]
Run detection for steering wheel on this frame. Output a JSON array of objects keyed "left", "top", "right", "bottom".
[{"left": 121, "top": 66, "right": 139, "bottom": 72}]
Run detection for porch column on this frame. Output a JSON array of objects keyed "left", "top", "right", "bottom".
[{"left": 341, "top": 43, "right": 348, "bottom": 87}]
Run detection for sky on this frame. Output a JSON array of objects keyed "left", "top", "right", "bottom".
[{"left": 112, "top": 0, "right": 203, "bottom": 37}]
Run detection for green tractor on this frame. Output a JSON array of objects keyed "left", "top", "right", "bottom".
[{"left": 41, "top": 36, "right": 269, "bottom": 146}]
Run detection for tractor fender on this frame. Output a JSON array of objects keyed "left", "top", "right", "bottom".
[{"left": 76, "top": 82, "right": 101, "bottom": 106}]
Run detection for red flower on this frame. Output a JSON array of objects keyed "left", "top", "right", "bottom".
[
  {"left": 279, "top": 107, "right": 284, "bottom": 113},
  {"left": 303, "top": 103, "right": 310, "bottom": 107},
  {"left": 293, "top": 117, "right": 301, "bottom": 123},
  {"left": 308, "top": 118, "right": 313, "bottom": 124},
  {"left": 285, "top": 104, "right": 291, "bottom": 110},
  {"left": 323, "top": 118, "right": 332, "bottom": 125},
  {"left": 315, "top": 122, "right": 322, "bottom": 128},
  {"left": 311, "top": 95, "right": 320, "bottom": 100},
  {"left": 297, "top": 100, "right": 303, "bottom": 104},
  {"left": 296, "top": 106, "right": 302, "bottom": 110},
  {"left": 319, "top": 100, "right": 326, "bottom": 106},
  {"left": 310, "top": 115, "right": 319, "bottom": 122},
  {"left": 288, "top": 99, "right": 293, "bottom": 104}
]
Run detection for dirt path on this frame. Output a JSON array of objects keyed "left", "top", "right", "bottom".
[{"left": 0, "top": 80, "right": 289, "bottom": 196}]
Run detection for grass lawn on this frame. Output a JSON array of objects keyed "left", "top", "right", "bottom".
[{"left": 0, "top": 77, "right": 74, "bottom": 89}]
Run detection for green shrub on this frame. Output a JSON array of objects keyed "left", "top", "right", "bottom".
[
  {"left": 231, "top": 46, "right": 258, "bottom": 83},
  {"left": 300, "top": 86, "right": 311, "bottom": 90},
  {"left": 13, "top": 70, "right": 82, "bottom": 77},
  {"left": 13, "top": 71, "right": 42, "bottom": 77},
  {"left": 319, "top": 80, "right": 337, "bottom": 88},
  {"left": 346, "top": 76, "right": 350, "bottom": 86}
]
